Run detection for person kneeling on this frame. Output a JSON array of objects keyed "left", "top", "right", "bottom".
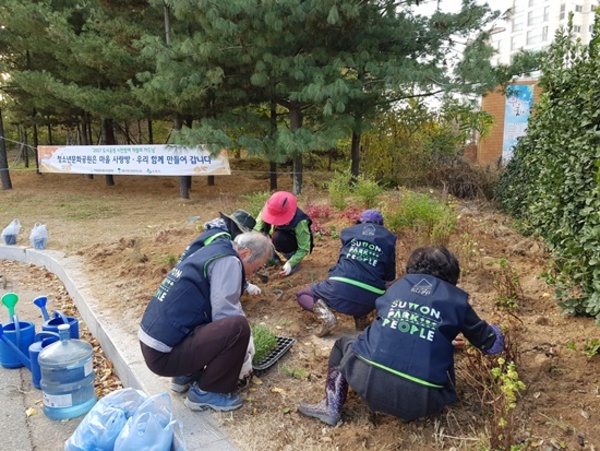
[{"left": 298, "top": 246, "right": 504, "bottom": 425}]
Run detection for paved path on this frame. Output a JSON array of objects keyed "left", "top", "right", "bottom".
[{"left": 0, "top": 245, "right": 236, "bottom": 451}]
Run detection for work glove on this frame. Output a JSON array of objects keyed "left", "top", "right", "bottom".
[
  {"left": 245, "top": 283, "right": 262, "bottom": 296},
  {"left": 239, "top": 335, "right": 255, "bottom": 380},
  {"left": 482, "top": 324, "right": 505, "bottom": 355},
  {"left": 279, "top": 261, "right": 293, "bottom": 276}
]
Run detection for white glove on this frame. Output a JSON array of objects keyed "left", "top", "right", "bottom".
[
  {"left": 246, "top": 283, "right": 262, "bottom": 296},
  {"left": 239, "top": 335, "right": 255, "bottom": 380},
  {"left": 279, "top": 262, "right": 293, "bottom": 276}
]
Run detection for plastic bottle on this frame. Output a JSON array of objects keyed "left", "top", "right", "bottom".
[{"left": 38, "top": 323, "right": 97, "bottom": 420}]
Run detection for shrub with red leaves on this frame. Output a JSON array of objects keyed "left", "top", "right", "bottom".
[
  {"left": 306, "top": 204, "right": 334, "bottom": 237},
  {"left": 338, "top": 206, "right": 362, "bottom": 224}
]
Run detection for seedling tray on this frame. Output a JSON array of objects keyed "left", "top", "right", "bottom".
[{"left": 252, "top": 336, "right": 296, "bottom": 375}]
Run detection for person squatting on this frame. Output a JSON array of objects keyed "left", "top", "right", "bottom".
[{"left": 138, "top": 203, "right": 504, "bottom": 426}]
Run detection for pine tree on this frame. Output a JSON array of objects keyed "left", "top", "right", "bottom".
[{"left": 138, "top": 0, "right": 522, "bottom": 194}]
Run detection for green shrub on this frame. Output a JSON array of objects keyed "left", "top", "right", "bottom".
[
  {"left": 495, "top": 20, "right": 600, "bottom": 323},
  {"left": 353, "top": 175, "right": 384, "bottom": 208},
  {"left": 241, "top": 191, "right": 272, "bottom": 218},
  {"left": 327, "top": 170, "right": 353, "bottom": 209},
  {"left": 383, "top": 191, "right": 457, "bottom": 244}
]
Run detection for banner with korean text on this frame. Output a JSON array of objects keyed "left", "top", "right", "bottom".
[
  {"left": 502, "top": 84, "right": 534, "bottom": 162},
  {"left": 37, "top": 145, "right": 231, "bottom": 176}
]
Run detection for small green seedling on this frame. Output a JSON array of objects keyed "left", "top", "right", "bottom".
[
  {"left": 582, "top": 339, "right": 600, "bottom": 358},
  {"left": 251, "top": 324, "right": 278, "bottom": 364}
]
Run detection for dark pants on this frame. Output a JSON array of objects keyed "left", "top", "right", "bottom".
[
  {"left": 331, "top": 336, "right": 458, "bottom": 422},
  {"left": 297, "top": 283, "right": 376, "bottom": 319},
  {"left": 140, "top": 316, "right": 250, "bottom": 393}
]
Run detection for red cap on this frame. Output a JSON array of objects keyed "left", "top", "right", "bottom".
[{"left": 261, "top": 191, "right": 297, "bottom": 225}]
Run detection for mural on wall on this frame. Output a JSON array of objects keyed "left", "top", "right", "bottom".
[{"left": 502, "top": 84, "right": 535, "bottom": 162}]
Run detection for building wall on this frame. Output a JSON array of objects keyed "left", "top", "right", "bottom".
[
  {"left": 478, "top": 81, "right": 543, "bottom": 167},
  {"left": 491, "top": 0, "right": 599, "bottom": 66}
]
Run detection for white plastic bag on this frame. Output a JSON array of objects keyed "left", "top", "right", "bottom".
[
  {"left": 1, "top": 219, "right": 21, "bottom": 245},
  {"left": 114, "top": 392, "right": 177, "bottom": 451},
  {"left": 29, "top": 223, "right": 48, "bottom": 249},
  {"left": 64, "top": 388, "right": 148, "bottom": 451}
]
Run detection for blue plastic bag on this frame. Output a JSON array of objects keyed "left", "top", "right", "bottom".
[
  {"left": 114, "top": 392, "right": 176, "bottom": 451},
  {"left": 64, "top": 388, "right": 148, "bottom": 451}
]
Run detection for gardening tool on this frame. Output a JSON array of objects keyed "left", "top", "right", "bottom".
[
  {"left": 28, "top": 331, "right": 60, "bottom": 389},
  {"left": 33, "top": 296, "right": 50, "bottom": 321},
  {"left": 43, "top": 310, "right": 79, "bottom": 338},
  {"left": 0, "top": 321, "right": 33, "bottom": 370},
  {"left": 2, "top": 292, "right": 20, "bottom": 346}
]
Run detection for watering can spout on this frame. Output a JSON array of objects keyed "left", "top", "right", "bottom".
[
  {"left": 33, "top": 296, "right": 50, "bottom": 321},
  {"left": 2, "top": 293, "right": 19, "bottom": 317}
]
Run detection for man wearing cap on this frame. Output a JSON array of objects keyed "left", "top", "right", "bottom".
[
  {"left": 296, "top": 209, "right": 397, "bottom": 336},
  {"left": 254, "top": 191, "right": 313, "bottom": 277}
]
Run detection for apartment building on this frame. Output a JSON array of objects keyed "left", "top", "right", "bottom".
[
  {"left": 491, "top": 0, "right": 599, "bottom": 66},
  {"left": 475, "top": 0, "right": 599, "bottom": 166}
]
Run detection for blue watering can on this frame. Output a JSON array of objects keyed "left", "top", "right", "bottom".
[
  {"left": 0, "top": 323, "right": 61, "bottom": 389},
  {"left": 0, "top": 321, "right": 34, "bottom": 370},
  {"left": 43, "top": 310, "right": 79, "bottom": 339}
]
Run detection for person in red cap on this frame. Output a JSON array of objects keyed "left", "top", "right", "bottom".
[
  {"left": 295, "top": 209, "right": 397, "bottom": 336},
  {"left": 253, "top": 191, "right": 313, "bottom": 276}
]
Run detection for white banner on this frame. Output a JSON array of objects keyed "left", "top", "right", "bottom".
[{"left": 37, "top": 145, "right": 231, "bottom": 176}]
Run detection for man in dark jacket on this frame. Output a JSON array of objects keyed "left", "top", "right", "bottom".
[
  {"left": 254, "top": 191, "right": 313, "bottom": 276},
  {"left": 138, "top": 231, "right": 272, "bottom": 412},
  {"left": 298, "top": 246, "right": 504, "bottom": 425},
  {"left": 295, "top": 209, "right": 397, "bottom": 336}
]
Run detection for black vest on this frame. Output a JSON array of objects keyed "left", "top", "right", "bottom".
[
  {"left": 140, "top": 240, "right": 244, "bottom": 348},
  {"left": 177, "top": 227, "right": 231, "bottom": 263},
  {"left": 352, "top": 274, "right": 469, "bottom": 387},
  {"left": 263, "top": 208, "right": 314, "bottom": 254}
]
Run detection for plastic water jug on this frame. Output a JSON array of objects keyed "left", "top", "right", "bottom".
[{"left": 38, "top": 324, "right": 97, "bottom": 420}]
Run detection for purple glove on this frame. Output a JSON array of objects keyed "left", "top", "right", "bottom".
[{"left": 483, "top": 324, "right": 504, "bottom": 355}]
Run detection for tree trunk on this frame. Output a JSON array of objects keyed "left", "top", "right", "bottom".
[
  {"left": 269, "top": 102, "right": 278, "bottom": 190},
  {"left": 47, "top": 123, "right": 53, "bottom": 145},
  {"left": 22, "top": 129, "right": 29, "bottom": 168},
  {"left": 270, "top": 162, "right": 277, "bottom": 190},
  {"left": 32, "top": 117, "right": 40, "bottom": 174},
  {"left": 289, "top": 103, "right": 303, "bottom": 195},
  {"left": 350, "top": 130, "right": 361, "bottom": 179},
  {"left": 172, "top": 114, "right": 189, "bottom": 199},
  {"left": 83, "top": 113, "right": 94, "bottom": 180},
  {"left": 0, "top": 108, "right": 13, "bottom": 190},
  {"left": 148, "top": 119, "right": 154, "bottom": 144},
  {"left": 102, "top": 118, "right": 116, "bottom": 186}
]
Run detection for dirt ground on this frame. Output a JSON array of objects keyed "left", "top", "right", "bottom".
[{"left": 1, "top": 169, "right": 599, "bottom": 450}]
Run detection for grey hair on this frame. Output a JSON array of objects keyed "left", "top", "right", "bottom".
[{"left": 234, "top": 231, "right": 274, "bottom": 263}]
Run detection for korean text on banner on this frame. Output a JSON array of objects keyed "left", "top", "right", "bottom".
[{"left": 37, "top": 145, "right": 231, "bottom": 177}]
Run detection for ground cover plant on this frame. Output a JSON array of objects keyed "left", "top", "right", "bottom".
[{"left": 1, "top": 170, "right": 599, "bottom": 450}]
